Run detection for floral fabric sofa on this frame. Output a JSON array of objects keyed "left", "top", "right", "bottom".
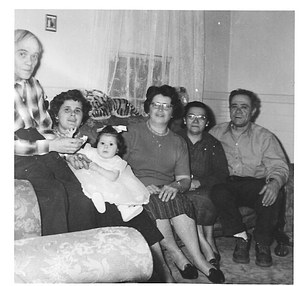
[{"left": 14, "top": 179, "right": 153, "bottom": 283}]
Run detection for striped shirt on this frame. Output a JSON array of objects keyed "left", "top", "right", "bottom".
[{"left": 14, "top": 77, "right": 53, "bottom": 156}]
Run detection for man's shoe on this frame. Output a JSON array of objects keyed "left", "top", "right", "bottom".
[
  {"left": 233, "top": 234, "right": 252, "bottom": 264},
  {"left": 255, "top": 243, "right": 273, "bottom": 267}
]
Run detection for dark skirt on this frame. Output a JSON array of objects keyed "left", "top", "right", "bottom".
[
  {"left": 94, "top": 202, "right": 164, "bottom": 246},
  {"left": 185, "top": 188, "right": 217, "bottom": 226},
  {"left": 144, "top": 192, "right": 195, "bottom": 221}
]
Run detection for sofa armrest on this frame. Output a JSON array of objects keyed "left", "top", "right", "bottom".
[
  {"left": 14, "top": 226, "right": 153, "bottom": 283},
  {"left": 14, "top": 179, "right": 41, "bottom": 240}
]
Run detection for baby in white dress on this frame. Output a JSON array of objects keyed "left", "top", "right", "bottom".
[{"left": 71, "top": 125, "right": 149, "bottom": 222}]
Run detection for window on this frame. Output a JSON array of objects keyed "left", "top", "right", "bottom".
[{"left": 108, "top": 52, "right": 171, "bottom": 113}]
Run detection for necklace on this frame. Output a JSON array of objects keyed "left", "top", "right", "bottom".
[{"left": 147, "top": 120, "right": 169, "bottom": 136}]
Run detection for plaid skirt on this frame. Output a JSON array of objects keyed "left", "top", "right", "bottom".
[{"left": 144, "top": 192, "right": 195, "bottom": 222}]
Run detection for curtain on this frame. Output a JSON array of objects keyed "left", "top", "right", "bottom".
[{"left": 86, "top": 10, "right": 204, "bottom": 113}]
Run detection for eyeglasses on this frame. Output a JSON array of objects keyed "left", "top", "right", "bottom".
[
  {"left": 151, "top": 102, "right": 173, "bottom": 110},
  {"left": 187, "top": 114, "right": 207, "bottom": 121}
]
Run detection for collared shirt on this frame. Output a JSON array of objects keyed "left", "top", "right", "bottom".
[
  {"left": 177, "top": 130, "right": 229, "bottom": 190},
  {"left": 14, "top": 77, "right": 53, "bottom": 156},
  {"left": 209, "top": 122, "right": 289, "bottom": 188}
]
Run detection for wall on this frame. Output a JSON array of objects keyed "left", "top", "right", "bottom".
[
  {"left": 203, "top": 11, "right": 294, "bottom": 163},
  {"left": 15, "top": 9, "right": 97, "bottom": 99}
]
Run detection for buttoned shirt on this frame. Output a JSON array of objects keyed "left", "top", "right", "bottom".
[
  {"left": 14, "top": 77, "right": 53, "bottom": 156},
  {"left": 177, "top": 130, "right": 229, "bottom": 190},
  {"left": 209, "top": 122, "right": 289, "bottom": 188}
]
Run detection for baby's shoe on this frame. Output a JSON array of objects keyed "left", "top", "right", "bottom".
[
  {"left": 92, "top": 193, "right": 106, "bottom": 213},
  {"left": 117, "top": 205, "right": 143, "bottom": 222}
]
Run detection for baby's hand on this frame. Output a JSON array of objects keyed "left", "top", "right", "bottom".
[
  {"left": 89, "top": 162, "right": 99, "bottom": 172},
  {"left": 80, "top": 135, "right": 88, "bottom": 144}
]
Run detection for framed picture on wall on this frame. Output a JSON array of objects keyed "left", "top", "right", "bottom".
[{"left": 45, "top": 14, "right": 57, "bottom": 32}]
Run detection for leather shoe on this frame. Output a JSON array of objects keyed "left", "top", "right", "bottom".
[
  {"left": 174, "top": 263, "right": 198, "bottom": 279},
  {"left": 274, "top": 242, "right": 289, "bottom": 257},
  {"left": 255, "top": 243, "right": 273, "bottom": 267},
  {"left": 206, "top": 268, "right": 225, "bottom": 284},
  {"left": 233, "top": 234, "right": 252, "bottom": 264},
  {"left": 208, "top": 258, "right": 220, "bottom": 269}
]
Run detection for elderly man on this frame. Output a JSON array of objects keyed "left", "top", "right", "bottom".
[
  {"left": 14, "top": 29, "right": 95, "bottom": 235},
  {"left": 209, "top": 88, "right": 289, "bottom": 267}
]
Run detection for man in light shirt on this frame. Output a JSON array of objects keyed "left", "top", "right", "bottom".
[{"left": 209, "top": 88, "right": 289, "bottom": 267}]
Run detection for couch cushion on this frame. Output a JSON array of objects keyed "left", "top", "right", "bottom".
[{"left": 14, "top": 226, "right": 153, "bottom": 283}]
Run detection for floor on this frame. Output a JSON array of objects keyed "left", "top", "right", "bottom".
[{"left": 162, "top": 233, "right": 293, "bottom": 284}]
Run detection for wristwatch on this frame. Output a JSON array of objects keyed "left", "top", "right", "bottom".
[{"left": 176, "top": 180, "right": 183, "bottom": 192}]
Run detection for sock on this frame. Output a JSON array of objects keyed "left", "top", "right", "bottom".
[{"left": 234, "top": 231, "right": 248, "bottom": 241}]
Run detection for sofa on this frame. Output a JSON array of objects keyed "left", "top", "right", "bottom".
[
  {"left": 14, "top": 89, "right": 293, "bottom": 282},
  {"left": 14, "top": 179, "right": 153, "bottom": 283}
]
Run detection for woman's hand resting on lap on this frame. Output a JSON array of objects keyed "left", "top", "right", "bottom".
[
  {"left": 147, "top": 184, "right": 180, "bottom": 202},
  {"left": 159, "top": 185, "right": 179, "bottom": 202},
  {"left": 147, "top": 184, "right": 162, "bottom": 195}
]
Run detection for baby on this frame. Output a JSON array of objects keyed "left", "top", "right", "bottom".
[{"left": 70, "top": 125, "right": 149, "bottom": 222}]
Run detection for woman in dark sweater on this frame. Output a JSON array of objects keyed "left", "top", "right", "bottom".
[{"left": 177, "top": 101, "right": 229, "bottom": 268}]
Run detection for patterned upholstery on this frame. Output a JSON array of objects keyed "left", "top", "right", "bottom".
[
  {"left": 14, "top": 179, "right": 153, "bottom": 283},
  {"left": 284, "top": 164, "right": 294, "bottom": 243},
  {"left": 14, "top": 226, "right": 153, "bottom": 283},
  {"left": 14, "top": 180, "right": 41, "bottom": 240}
]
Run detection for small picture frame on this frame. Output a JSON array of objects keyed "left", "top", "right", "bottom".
[{"left": 45, "top": 14, "right": 57, "bottom": 32}]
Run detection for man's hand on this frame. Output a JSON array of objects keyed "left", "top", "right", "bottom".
[
  {"left": 49, "top": 137, "right": 85, "bottom": 154},
  {"left": 66, "top": 153, "right": 91, "bottom": 169},
  {"left": 259, "top": 179, "right": 280, "bottom": 207}
]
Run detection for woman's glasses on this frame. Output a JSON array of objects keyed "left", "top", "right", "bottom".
[
  {"left": 187, "top": 114, "right": 207, "bottom": 121},
  {"left": 151, "top": 102, "right": 173, "bottom": 110}
]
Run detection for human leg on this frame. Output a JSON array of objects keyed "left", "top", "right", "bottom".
[
  {"left": 156, "top": 219, "right": 192, "bottom": 269},
  {"left": 92, "top": 193, "right": 106, "bottom": 213},
  {"left": 150, "top": 242, "right": 175, "bottom": 283},
  {"left": 211, "top": 182, "right": 246, "bottom": 236},
  {"left": 196, "top": 225, "right": 215, "bottom": 261},
  {"left": 212, "top": 176, "right": 281, "bottom": 267},
  {"left": 45, "top": 152, "right": 97, "bottom": 232},
  {"left": 252, "top": 186, "right": 283, "bottom": 267},
  {"left": 171, "top": 214, "right": 225, "bottom": 283},
  {"left": 171, "top": 215, "right": 214, "bottom": 275},
  {"left": 15, "top": 155, "right": 69, "bottom": 235},
  {"left": 203, "top": 225, "right": 220, "bottom": 259},
  {"left": 186, "top": 189, "right": 219, "bottom": 261},
  {"left": 156, "top": 218, "right": 199, "bottom": 280}
]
